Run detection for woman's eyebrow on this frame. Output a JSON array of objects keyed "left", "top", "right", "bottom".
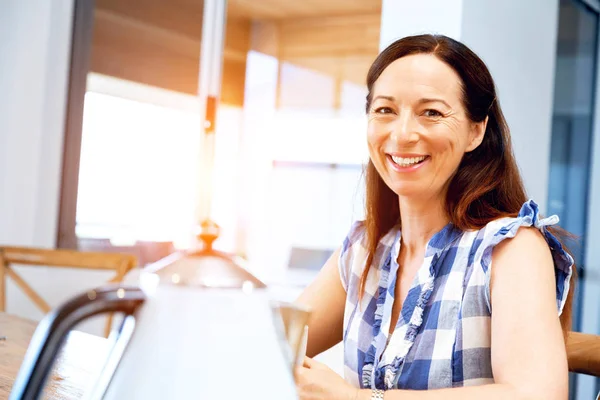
[
  {"left": 372, "top": 95, "right": 451, "bottom": 109},
  {"left": 372, "top": 95, "right": 395, "bottom": 102},
  {"left": 417, "top": 98, "right": 451, "bottom": 108}
]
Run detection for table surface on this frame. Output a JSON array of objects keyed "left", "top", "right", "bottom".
[
  {"left": 0, "top": 313, "right": 109, "bottom": 400},
  {"left": 2, "top": 313, "right": 599, "bottom": 399}
]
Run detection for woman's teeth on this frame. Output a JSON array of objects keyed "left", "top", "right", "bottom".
[{"left": 391, "top": 155, "right": 427, "bottom": 167}]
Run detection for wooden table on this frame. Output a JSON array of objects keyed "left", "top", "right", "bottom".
[{"left": 0, "top": 313, "right": 109, "bottom": 399}]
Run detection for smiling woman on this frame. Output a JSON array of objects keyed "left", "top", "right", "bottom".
[
  {"left": 366, "top": 53, "right": 486, "bottom": 197},
  {"left": 295, "top": 34, "right": 576, "bottom": 400}
]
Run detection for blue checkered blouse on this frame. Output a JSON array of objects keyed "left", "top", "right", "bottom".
[{"left": 339, "top": 200, "right": 573, "bottom": 390}]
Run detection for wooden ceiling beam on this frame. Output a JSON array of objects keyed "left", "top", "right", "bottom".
[
  {"left": 90, "top": 8, "right": 250, "bottom": 105},
  {"left": 278, "top": 13, "right": 380, "bottom": 59},
  {"left": 97, "top": 0, "right": 203, "bottom": 39},
  {"left": 90, "top": 0, "right": 381, "bottom": 106},
  {"left": 228, "top": 0, "right": 381, "bottom": 20}
]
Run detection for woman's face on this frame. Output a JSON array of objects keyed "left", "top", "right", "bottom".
[{"left": 367, "top": 54, "right": 486, "bottom": 199}]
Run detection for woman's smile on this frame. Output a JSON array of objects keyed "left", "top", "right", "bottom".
[{"left": 386, "top": 153, "right": 431, "bottom": 172}]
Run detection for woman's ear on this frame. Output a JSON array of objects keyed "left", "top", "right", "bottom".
[{"left": 466, "top": 116, "right": 488, "bottom": 152}]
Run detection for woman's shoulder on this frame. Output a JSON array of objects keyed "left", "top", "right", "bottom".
[
  {"left": 473, "top": 199, "right": 574, "bottom": 314},
  {"left": 476, "top": 200, "right": 569, "bottom": 264},
  {"left": 479, "top": 199, "right": 553, "bottom": 235}
]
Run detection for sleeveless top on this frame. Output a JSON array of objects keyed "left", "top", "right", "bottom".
[{"left": 338, "top": 200, "right": 573, "bottom": 390}]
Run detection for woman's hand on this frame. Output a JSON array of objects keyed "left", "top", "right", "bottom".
[{"left": 295, "top": 356, "right": 359, "bottom": 400}]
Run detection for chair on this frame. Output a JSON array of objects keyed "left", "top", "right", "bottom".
[
  {"left": 0, "top": 246, "right": 137, "bottom": 338},
  {"left": 567, "top": 331, "right": 600, "bottom": 377}
]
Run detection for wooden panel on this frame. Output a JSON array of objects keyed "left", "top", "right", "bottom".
[
  {"left": 1, "top": 246, "right": 136, "bottom": 271},
  {"left": 278, "top": 14, "right": 379, "bottom": 90},
  {"left": 97, "top": 0, "right": 203, "bottom": 39},
  {"left": 252, "top": 13, "right": 380, "bottom": 109},
  {"left": 90, "top": 1, "right": 378, "bottom": 105},
  {"left": 221, "top": 58, "right": 248, "bottom": 106},
  {"left": 250, "top": 20, "right": 280, "bottom": 58},
  {"left": 229, "top": 0, "right": 284, "bottom": 20},
  {"left": 228, "top": 0, "right": 381, "bottom": 20},
  {"left": 98, "top": 0, "right": 381, "bottom": 22},
  {"left": 90, "top": 8, "right": 251, "bottom": 105},
  {"left": 222, "top": 18, "right": 252, "bottom": 105},
  {"left": 279, "top": 14, "right": 380, "bottom": 59},
  {"left": 249, "top": 14, "right": 379, "bottom": 88},
  {"left": 226, "top": 18, "right": 252, "bottom": 60},
  {"left": 90, "top": 8, "right": 201, "bottom": 95}
]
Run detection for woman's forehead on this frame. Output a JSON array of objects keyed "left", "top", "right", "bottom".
[{"left": 372, "top": 54, "right": 463, "bottom": 101}]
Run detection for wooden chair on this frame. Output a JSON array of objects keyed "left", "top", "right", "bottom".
[
  {"left": 0, "top": 246, "right": 137, "bottom": 338},
  {"left": 567, "top": 331, "right": 600, "bottom": 377}
]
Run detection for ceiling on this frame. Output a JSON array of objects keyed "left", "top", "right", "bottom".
[
  {"left": 96, "top": 0, "right": 381, "bottom": 32},
  {"left": 227, "top": 0, "right": 381, "bottom": 19},
  {"left": 92, "top": 0, "right": 382, "bottom": 106}
]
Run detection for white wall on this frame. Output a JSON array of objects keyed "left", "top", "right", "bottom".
[
  {"left": 379, "top": 0, "right": 560, "bottom": 213},
  {"left": 379, "top": 0, "right": 464, "bottom": 46},
  {"left": 461, "top": 0, "right": 559, "bottom": 214},
  {"left": 0, "top": 1, "right": 116, "bottom": 330},
  {"left": 0, "top": 1, "right": 73, "bottom": 247}
]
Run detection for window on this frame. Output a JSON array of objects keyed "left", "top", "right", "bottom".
[
  {"left": 59, "top": 0, "right": 383, "bottom": 275},
  {"left": 549, "top": 1, "right": 599, "bottom": 398}
]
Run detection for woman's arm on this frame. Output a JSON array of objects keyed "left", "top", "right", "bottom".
[
  {"left": 296, "top": 247, "right": 347, "bottom": 357},
  {"left": 351, "top": 227, "right": 568, "bottom": 400}
]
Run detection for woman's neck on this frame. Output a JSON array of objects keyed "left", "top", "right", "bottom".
[{"left": 398, "top": 194, "right": 449, "bottom": 257}]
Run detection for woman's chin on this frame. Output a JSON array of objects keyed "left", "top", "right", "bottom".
[{"left": 391, "top": 184, "right": 431, "bottom": 199}]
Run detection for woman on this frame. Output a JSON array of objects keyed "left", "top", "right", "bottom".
[{"left": 295, "top": 34, "right": 575, "bottom": 400}]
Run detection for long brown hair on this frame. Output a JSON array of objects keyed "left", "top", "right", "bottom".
[{"left": 361, "top": 34, "right": 576, "bottom": 336}]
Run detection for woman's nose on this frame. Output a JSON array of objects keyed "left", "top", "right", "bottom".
[{"left": 390, "top": 112, "right": 419, "bottom": 143}]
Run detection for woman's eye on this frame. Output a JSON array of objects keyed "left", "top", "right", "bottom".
[
  {"left": 424, "top": 109, "right": 443, "bottom": 118},
  {"left": 373, "top": 106, "right": 394, "bottom": 114}
]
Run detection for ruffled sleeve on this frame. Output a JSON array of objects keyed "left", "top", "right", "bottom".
[
  {"left": 338, "top": 220, "right": 367, "bottom": 292},
  {"left": 478, "top": 200, "right": 574, "bottom": 315}
]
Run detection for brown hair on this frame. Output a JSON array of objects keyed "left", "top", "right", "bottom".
[{"left": 361, "top": 34, "right": 576, "bottom": 336}]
